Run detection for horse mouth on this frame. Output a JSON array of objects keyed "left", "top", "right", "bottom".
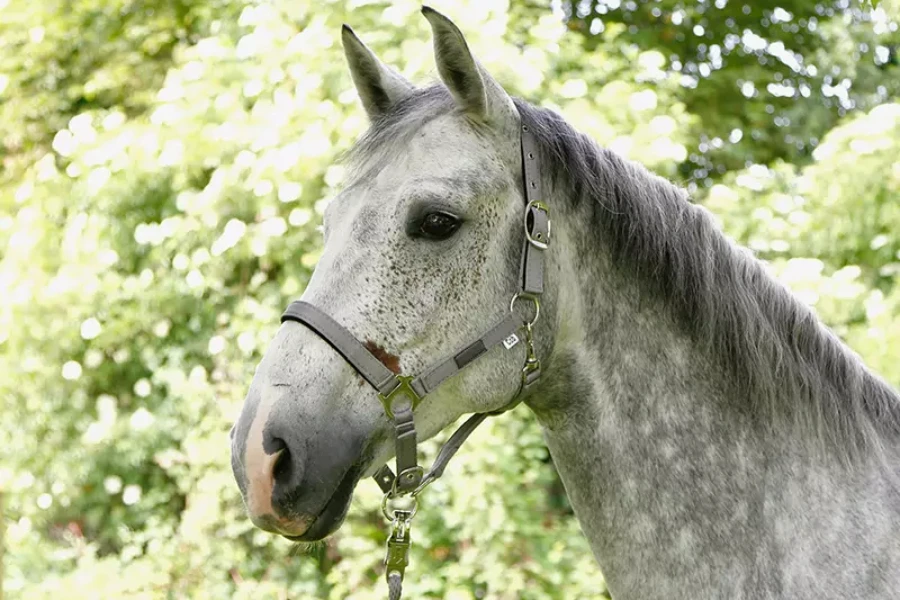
[{"left": 283, "top": 464, "right": 361, "bottom": 542}]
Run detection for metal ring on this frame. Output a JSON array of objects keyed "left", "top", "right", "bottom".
[
  {"left": 382, "top": 492, "right": 418, "bottom": 521},
  {"left": 510, "top": 292, "right": 540, "bottom": 327}
]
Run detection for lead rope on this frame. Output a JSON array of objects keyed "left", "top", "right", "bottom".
[{"left": 387, "top": 573, "right": 403, "bottom": 600}]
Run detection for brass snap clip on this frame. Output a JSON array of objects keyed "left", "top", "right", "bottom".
[{"left": 382, "top": 493, "right": 417, "bottom": 591}]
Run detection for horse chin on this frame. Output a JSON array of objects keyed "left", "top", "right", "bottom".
[{"left": 284, "top": 464, "right": 360, "bottom": 542}]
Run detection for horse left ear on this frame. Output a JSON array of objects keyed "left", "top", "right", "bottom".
[
  {"left": 342, "top": 25, "right": 415, "bottom": 121},
  {"left": 422, "top": 6, "right": 518, "bottom": 128}
]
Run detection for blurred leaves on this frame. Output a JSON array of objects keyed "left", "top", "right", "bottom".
[
  {"left": 564, "top": 0, "right": 900, "bottom": 189},
  {"left": 703, "top": 101, "right": 900, "bottom": 381},
  {"left": 0, "top": 0, "right": 897, "bottom": 598}
]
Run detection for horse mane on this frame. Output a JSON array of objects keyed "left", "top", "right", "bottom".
[
  {"left": 514, "top": 98, "right": 900, "bottom": 461},
  {"left": 345, "top": 84, "right": 900, "bottom": 461}
]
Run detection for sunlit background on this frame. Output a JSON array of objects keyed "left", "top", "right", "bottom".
[{"left": 1, "top": 0, "right": 898, "bottom": 598}]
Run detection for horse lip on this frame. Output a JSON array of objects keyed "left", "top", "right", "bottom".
[{"left": 283, "top": 463, "right": 362, "bottom": 542}]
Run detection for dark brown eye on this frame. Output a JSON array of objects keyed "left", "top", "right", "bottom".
[{"left": 418, "top": 211, "right": 461, "bottom": 240}]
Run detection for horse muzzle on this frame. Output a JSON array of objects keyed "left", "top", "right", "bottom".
[{"left": 231, "top": 378, "right": 370, "bottom": 541}]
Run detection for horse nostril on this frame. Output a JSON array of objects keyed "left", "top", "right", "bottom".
[
  {"left": 269, "top": 438, "right": 293, "bottom": 486},
  {"left": 259, "top": 431, "right": 305, "bottom": 505}
]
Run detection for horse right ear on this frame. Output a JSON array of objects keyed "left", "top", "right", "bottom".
[
  {"left": 341, "top": 25, "right": 414, "bottom": 121},
  {"left": 421, "top": 7, "right": 518, "bottom": 133}
]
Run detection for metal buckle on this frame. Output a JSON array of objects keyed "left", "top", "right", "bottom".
[
  {"left": 508, "top": 293, "right": 542, "bottom": 388},
  {"left": 378, "top": 375, "right": 422, "bottom": 420},
  {"left": 384, "top": 514, "right": 412, "bottom": 575},
  {"left": 524, "top": 200, "right": 550, "bottom": 250}
]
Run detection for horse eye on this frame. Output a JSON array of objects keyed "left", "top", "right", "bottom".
[{"left": 418, "top": 211, "right": 461, "bottom": 240}]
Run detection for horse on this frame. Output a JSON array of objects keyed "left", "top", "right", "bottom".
[{"left": 230, "top": 7, "right": 900, "bottom": 599}]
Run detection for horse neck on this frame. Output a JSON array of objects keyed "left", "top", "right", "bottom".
[{"left": 527, "top": 179, "right": 900, "bottom": 599}]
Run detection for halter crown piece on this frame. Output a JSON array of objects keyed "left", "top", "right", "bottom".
[{"left": 280, "top": 124, "right": 549, "bottom": 599}]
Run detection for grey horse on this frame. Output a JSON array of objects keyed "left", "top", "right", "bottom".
[{"left": 231, "top": 8, "right": 900, "bottom": 599}]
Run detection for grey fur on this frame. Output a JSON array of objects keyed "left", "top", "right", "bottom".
[
  {"left": 234, "top": 11, "right": 900, "bottom": 599},
  {"left": 341, "top": 85, "right": 900, "bottom": 598}
]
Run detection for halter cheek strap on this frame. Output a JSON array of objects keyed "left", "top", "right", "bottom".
[{"left": 279, "top": 124, "right": 549, "bottom": 596}]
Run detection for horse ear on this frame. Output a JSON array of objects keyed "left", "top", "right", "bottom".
[
  {"left": 341, "top": 25, "right": 414, "bottom": 121},
  {"left": 421, "top": 7, "right": 517, "bottom": 127}
]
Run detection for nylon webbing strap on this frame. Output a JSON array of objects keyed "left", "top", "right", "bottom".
[
  {"left": 281, "top": 301, "right": 397, "bottom": 394},
  {"left": 373, "top": 412, "right": 489, "bottom": 495},
  {"left": 391, "top": 403, "right": 421, "bottom": 493},
  {"left": 280, "top": 302, "right": 526, "bottom": 494},
  {"left": 368, "top": 310, "right": 529, "bottom": 493},
  {"left": 419, "top": 413, "right": 487, "bottom": 484},
  {"left": 374, "top": 464, "right": 396, "bottom": 494},
  {"left": 520, "top": 128, "right": 549, "bottom": 295},
  {"left": 411, "top": 312, "right": 522, "bottom": 397}
]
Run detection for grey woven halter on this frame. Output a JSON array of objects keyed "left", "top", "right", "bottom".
[{"left": 280, "top": 123, "right": 549, "bottom": 598}]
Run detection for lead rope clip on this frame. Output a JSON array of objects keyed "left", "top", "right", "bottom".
[
  {"left": 382, "top": 494, "right": 417, "bottom": 599},
  {"left": 521, "top": 322, "right": 541, "bottom": 384},
  {"left": 510, "top": 293, "right": 542, "bottom": 389}
]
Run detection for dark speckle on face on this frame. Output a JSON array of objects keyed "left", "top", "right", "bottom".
[{"left": 364, "top": 339, "right": 401, "bottom": 374}]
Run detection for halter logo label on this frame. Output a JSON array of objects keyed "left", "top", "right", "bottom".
[{"left": 502, "top": 333, "right": 520, "bottom": 350}]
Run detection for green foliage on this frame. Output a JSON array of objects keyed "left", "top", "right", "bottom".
[
  {"left": 565, "top": 0, "right": 900, "bottom": 188},
  {"left": 0, "top": 0, "right": 243, "bottom": 175},
  {"left": 703, "top": 102, "right": 900, "bottom": 383},
  {"left": 0, "top": 0, "right": 897, "bottom": 598}
]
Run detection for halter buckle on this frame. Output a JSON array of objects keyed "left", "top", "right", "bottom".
[
  {"left": 524, "top": 200, "right": 551, "bottom": 250},
  {"left": 378, "top": 375, "right": 422, "bottom": 420}
]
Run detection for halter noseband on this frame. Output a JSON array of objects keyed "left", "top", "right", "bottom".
[{"left": 279, "top": 124, "right": 549, "bottom": 598}]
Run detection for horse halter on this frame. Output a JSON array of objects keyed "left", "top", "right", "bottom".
[{"left": 280, "top": 124, "right": 549, "bottom": 599}]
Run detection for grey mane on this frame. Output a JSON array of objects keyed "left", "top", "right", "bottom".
[{"left": 344, "top": 84, "right": 900, "bottom": 463}]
